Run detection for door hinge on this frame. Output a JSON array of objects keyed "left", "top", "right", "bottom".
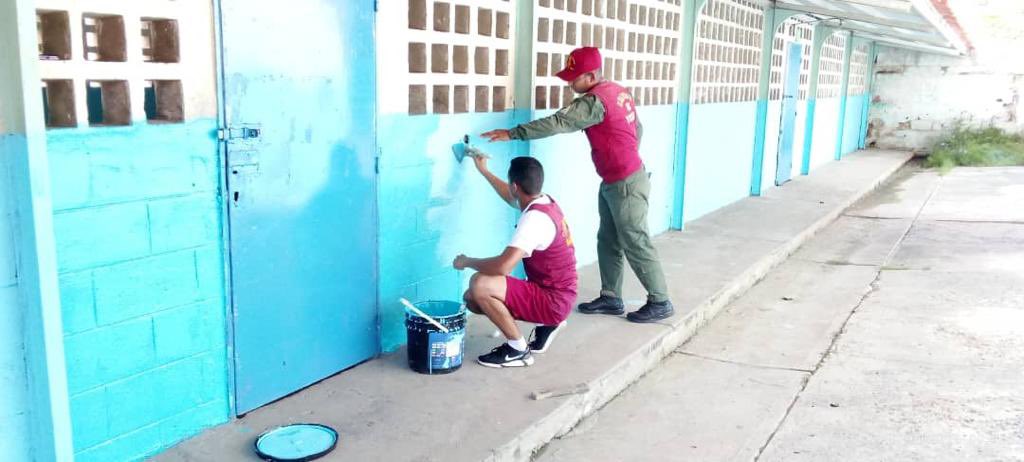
[
  {"left": 375, "top": 148, "right": 381, "bottom": 174},
  {"left": 373, "top": 0, "right": 378, "bottom": 12}
]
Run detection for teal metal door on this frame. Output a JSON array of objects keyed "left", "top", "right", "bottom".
[
  {"left": 776, "top": 42, "right": 803, "bottom": 186},
  {"left": 219, "top": 0, "right": 379, "bottom": 413}
]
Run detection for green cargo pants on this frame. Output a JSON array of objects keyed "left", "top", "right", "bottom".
[{"left": 597, "top": 168, "right": 670, "bottom": 303}]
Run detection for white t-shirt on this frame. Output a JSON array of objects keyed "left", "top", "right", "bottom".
[{"left": 508, "top": 195, "right": 557, "bottom": 257}]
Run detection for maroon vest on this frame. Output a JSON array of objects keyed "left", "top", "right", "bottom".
[
  {"left": 584, "top": 81, "right": 643, "bottom": 183},
  {"left": 522, "top": 198, "right": 578, "bottom": 302}
]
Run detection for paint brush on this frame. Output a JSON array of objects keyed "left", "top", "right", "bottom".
[
  {"left": 452, "top": 135, "right": 490, "bottom": 163},
  {"left": 531, "top": 383, "right": 590, "bottom": 401},
  {"left": 399, "top": 298, "right": 450, "bottom": 333}
]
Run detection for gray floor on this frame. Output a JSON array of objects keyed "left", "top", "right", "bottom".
[
  {"left": 536, "top": 166, "right": 1024, "bottom": 462},
  {"left": 153, "top": 150, "right": 912, "bottom": 462}
]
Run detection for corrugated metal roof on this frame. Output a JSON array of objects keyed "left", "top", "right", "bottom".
[{"left": 761, "top": 0, "right": 970, "bottom": 55}]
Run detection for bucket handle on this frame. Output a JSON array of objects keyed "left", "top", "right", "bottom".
[{"left": 399, "top": 298, "right": 450, "bottom": 333}]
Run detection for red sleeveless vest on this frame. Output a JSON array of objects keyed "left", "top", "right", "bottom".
[
  {"left": 522, "top": 198, "right": 578, "bottom": 303},
  {"left": 584, "top": 81, "right": 643, "bottom": 184}
]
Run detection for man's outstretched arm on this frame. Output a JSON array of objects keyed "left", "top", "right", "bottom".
[
  {"left": 481, "top": 94, "right": 605, "bottom": 142},
  {"left": 453, "top": 247, "right": 525, "bottom": 276},
  {"left": 472, "top": 155, "right": 515, "bottom": 205}
]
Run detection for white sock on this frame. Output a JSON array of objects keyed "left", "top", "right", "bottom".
[{"left": 507, "top": 337, "right": 528, "bottom": 352}]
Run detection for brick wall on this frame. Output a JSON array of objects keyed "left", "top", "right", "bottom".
[
  {"left": 46, "top": 120, "right": 229, "bottom": 461},
  {"left": 869, "top": 46, "right": 1024, "bottom": 151}
]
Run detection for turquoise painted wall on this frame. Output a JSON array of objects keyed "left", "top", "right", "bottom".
[
  {"left": 809, "top": 97, "right": 842, "bottom": 172},
  {"left": 377, "top": 112, "right": 520, "bottom": 351},
  {"left": 636, "top": 104, "right": 677, "bottom": 235},
  {"left": 0, "top": 134, "right": 31, "bottom": 461},
  {"left": 842, "top": 94, "right": 864, "bottom": 155},
  {"left": 683, "top": 101, "right": 758, "bottom": 222},
  {"left": 530, "top": 103, "right": 677, "bottom": 259},
  {"left": 760, "top": 100, "right": 783, "bottom": 192},
  {"left": 46, "top": 120, "right": 229, "bottom": 461},
  {"left": 377, "top": 102, "right": 677, "bottom": 351},
  {"left": 526, "top": 111, "right": 603, "bottom": 267},
  {"left": 792, "top": 100, "right": 810, "bottom": 180}
]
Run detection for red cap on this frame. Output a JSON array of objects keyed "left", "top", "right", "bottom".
[{"left": 555, "top": 47, "right": 602, "bottom": 82}]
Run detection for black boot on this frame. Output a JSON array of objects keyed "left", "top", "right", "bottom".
[
  {"left": 577, "top": 295, "right": 625, "bottom": 315},
  {"left": 626, "top": 300, "right": 675, "bottom": 323}
]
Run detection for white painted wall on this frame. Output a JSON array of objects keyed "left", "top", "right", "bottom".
[{"left": 868, "top": 46, "right": 1024, "bottom": 151}]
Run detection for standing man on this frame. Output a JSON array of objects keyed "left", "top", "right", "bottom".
[{"left": 481, "top": 47, "right": 673, "bottom": 323}]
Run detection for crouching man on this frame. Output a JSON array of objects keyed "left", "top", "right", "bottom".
[{"left": 453, "top": 156, "right": 578, "bottom": 368}]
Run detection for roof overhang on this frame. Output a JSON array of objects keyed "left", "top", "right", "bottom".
[{"left": 762, "top": 0, "right": 971, "bottom": 56}]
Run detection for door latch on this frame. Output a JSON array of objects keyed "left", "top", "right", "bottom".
[{"left": 219, "top": 127, "right": 261, "bottom": 141}]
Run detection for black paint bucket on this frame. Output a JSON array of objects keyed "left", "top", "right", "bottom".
[{"left": 405, "top": 301, "right": 466, "bottom": 374}]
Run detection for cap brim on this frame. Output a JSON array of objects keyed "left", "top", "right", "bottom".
[{"left": 555, "top": 68, "right": 579, "bottom": 82}]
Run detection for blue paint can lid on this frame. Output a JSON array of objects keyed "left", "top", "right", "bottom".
[{"left": 254, "top": 423, "right": 338, "bottom": 461}]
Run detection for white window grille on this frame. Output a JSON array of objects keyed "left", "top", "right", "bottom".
[
  {"left": 533, "top": 0, "right": 683, "bottom": 109},
  {"left": 769, "top": 18, "right": 813, "bottom": 101},
  {"left": 692, "top": 0, "right": 765, "bottom": 105},
  {"left": 815, "top": 31, "right": 846, "bottom": 99},
  {"left": 380, "top": 0, "right": 516, "bottom": 115},
  {"left": 847, "top": 43, "right": 869, "bottom": 95},
  {"left": 35, "top": 0, "right": 211, "bottom": 128}
]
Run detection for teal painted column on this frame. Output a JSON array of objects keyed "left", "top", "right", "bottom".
[
  {"left": 859, "top": 42, "right": 878, "bottom": 149},
  {"left": 512, "top": 0, "right": 536, "bottom": 145},
  {"left": 670, "top": 0, "right": 706, "bottom": 230},
  {"left": 800, "top": 25, "right": 832, "bottom": 176},
  {"left": 833, "top": 31, "right": 854, "bottom": 161},
  {"left": 748, "top": 8, "right": 798, "bottom": 196},
  {"left": 0, "top": 0, "right": 75, "bottom": 460}
]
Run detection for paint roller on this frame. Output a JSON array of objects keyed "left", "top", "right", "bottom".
[{"left": 452, "top": 134, "right": 490, "bottom": 163}]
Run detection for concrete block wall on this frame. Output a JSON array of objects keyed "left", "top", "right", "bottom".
[
  {"left": 47, "top": 122, "right": 228, "bottom": 461},
  {"left": 684, "top": 101, "right": 758, "bottom": 222},
  {"left": 376, "top": 112, "right": 521, "bottom": 351},
  {"left": 30, "top": 0, "right": 229, "bottom": 459},
  {"left": 869, "top": 46, "right": 1024, "bottom": 151},
  {"left": 842, "top": 93, "right": 865, "bottom": 155}
]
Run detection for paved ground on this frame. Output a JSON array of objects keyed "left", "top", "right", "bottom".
[
  {"left": 157, "top": 151, "right": 911, "bottom": 461},
  {"left": 536, "top": 165, "right": 1024, "bottom": 462}
]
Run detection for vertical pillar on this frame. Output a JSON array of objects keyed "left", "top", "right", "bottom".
[
  {"left": 0, "top": 0, "right": 74, "bottom": 460},
  {"left": 834, "top": 30, "right": 854, "bottom": 161},
  {"left": 859, "top": 41, "right": 877, "bottom": 149},
  {"left": 800, "top": 25, "right": 831, "bottom": 176},
  {"left": 748, "top": 8, "right": 798, "bottom": 196},
  {"left": 512, "top": 0, "right": 536, "bottom": 159},
  {"left": 670, "top": 0, "right": 706, "bottom": 230}
]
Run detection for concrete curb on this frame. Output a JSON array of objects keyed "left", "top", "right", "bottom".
[{"left": 486, "top": 153, "right": 912, "bottom": 462}]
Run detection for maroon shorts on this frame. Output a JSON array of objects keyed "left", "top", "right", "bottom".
[{"left": 504, "top": 276, "right": 575, "bottom": 326}]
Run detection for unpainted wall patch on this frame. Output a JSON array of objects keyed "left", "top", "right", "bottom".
[
  {"left": 37, "top": 10, "right": 72, "bottom": 60},
  {"left": 432, "top": 44, "right": 449, "bottom": 73},
  {"left": 141, "top": 18, "right": 180, "bottom": 63},
  {"left": 83, "top": 13, "right": 127, "bottom": 62},
  {"left": 42, "top": 79, "right": 77, "bottom": 128},
  {"left": 454, "top": 85, "right": 469, "bottom": 113},
  {"left": 409, "top": 84, "right": 427, "bottom": 114},
  {"left": 409, "top": 43, "right": 427, "bottom": 73},
  {"left": 144, "top": 80, "right": 184, "bottom": 123},
  {"left": 475, "top": 85, "right": 489, "bottom": 112},
  {"left": 433, "top": 85, "right": 450, "bottom": 113},
  {"left": 86, "top": 80, "right": 131, "bottom": 126},
  {"left": 434, "top": 2, "right": 451, "bottom": 32}
]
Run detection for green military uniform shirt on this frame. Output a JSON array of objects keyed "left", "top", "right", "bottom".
[{"left": 508, "top": 93, "right": 644, "bottom": 143}]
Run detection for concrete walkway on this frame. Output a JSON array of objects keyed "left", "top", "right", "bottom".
[
  {"left": 536, "top": 166, "right": 1024, "bottom": 461},
  {"left": 155, "top": 150, "right": 912, "bottom": 462}
]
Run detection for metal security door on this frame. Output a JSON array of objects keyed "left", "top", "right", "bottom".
[
  {"left": 776, "top": 42, "right": 803, "bottom": 186},
  {"left": 219, "top": 0, "right": 378, "bottom": 413}
]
